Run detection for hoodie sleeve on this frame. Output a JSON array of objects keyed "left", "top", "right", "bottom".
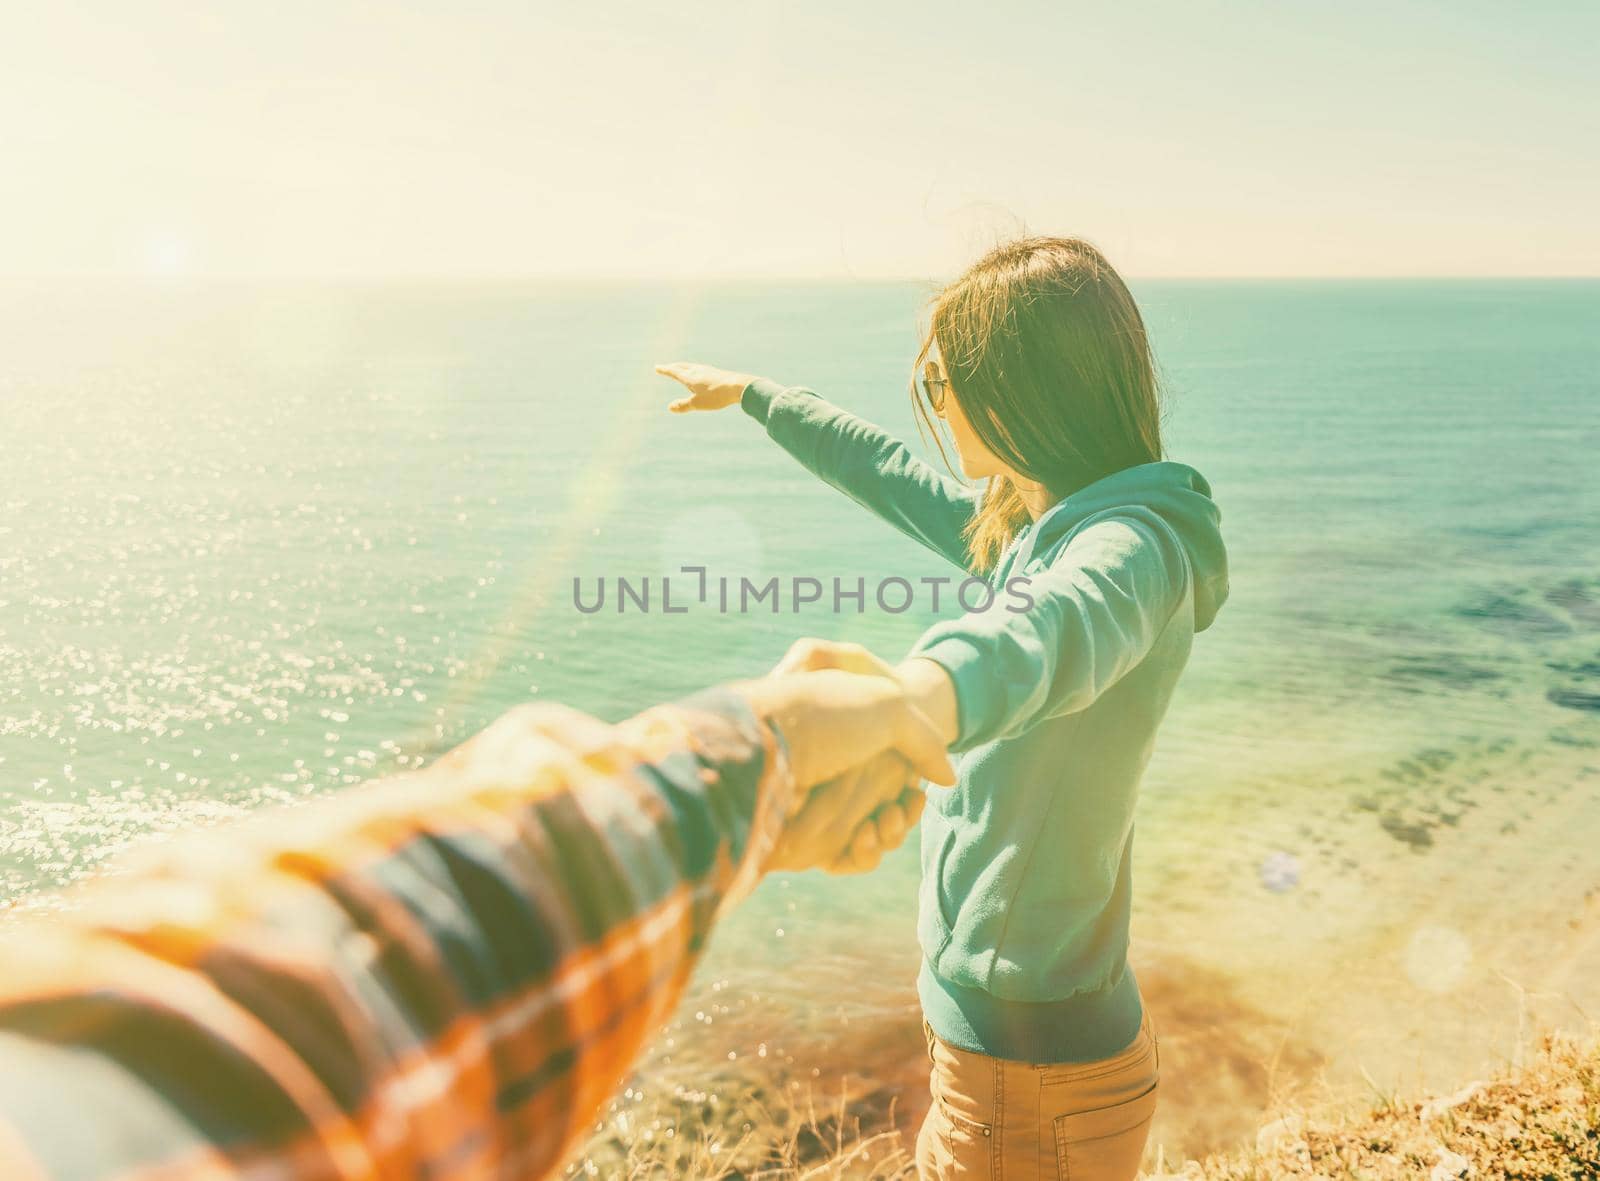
[
  {"left": 741, "top": 377, "right": 979, "bottom": 572},
  {"left": 907, "top": 512, "right": 1192, "bottom": 751}
]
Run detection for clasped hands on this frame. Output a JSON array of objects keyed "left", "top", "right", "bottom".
[{"left": 741, "top": 639, "right": 955, "bottom": 876}]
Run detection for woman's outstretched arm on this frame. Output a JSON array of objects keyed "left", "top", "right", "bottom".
[
  {"left": 658, "top": 362, "right": 979, "bottom": 572},
  {"left": 906, "top": 513, "right": 1192, "bottom": 749},
  {"left": 777, "top": 512, "right": 1192, "bottom": 753}
]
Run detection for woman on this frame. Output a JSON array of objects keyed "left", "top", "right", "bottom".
[{"left": 657, "top": 236, "right": 1229, "bottom": 1181}]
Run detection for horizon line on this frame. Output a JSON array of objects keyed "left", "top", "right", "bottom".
[{"left": 2, "top": 271, "right": 1598, "bottom": 285}]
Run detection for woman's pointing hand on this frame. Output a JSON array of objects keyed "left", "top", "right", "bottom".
[{"left": 655, "top": 361, "right": 758, "bottom": 413}]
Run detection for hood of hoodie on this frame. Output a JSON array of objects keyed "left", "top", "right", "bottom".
[{"left": 1008, "top": 460, "right": 1229, "bottom": 632}]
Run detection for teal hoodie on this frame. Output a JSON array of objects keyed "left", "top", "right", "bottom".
[{"left": 741, "top": 378, "right": 1228, "bottom": 1062}]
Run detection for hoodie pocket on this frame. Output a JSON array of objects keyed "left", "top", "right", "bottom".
[{"left": 917, "top": 820, "right": 956, "bottom": 961}]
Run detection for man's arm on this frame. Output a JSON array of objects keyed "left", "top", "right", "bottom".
[
  {"left": 0, "top": 675, "right": 951, "bottom": 1181},
  {"left": 0, "top": 688, "right": 785, "bottom": 1181}
]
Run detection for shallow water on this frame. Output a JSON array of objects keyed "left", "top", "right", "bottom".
[{"left": 2, "top": 278, "right": 1597, "bottom": 1160}]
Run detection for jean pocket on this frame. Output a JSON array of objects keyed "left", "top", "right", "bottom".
[
  {"left": 1053, "top": 1081, "right": 1157, "bottom": 1181},
  {"left": 936, "top": 1101, "right": 994, "bottom": 1178}
]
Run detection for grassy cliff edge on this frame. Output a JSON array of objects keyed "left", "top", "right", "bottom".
[{"left": 572, "top": 1026, "right": 1598, "bottom": 1179}]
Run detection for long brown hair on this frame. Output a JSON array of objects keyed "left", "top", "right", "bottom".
[{"left": 912, "top": 236, "right": 1163, "bottom": 571}]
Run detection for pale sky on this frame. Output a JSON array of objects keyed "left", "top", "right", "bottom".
[{"left": 3, "top": 1, "right": 1596, "bottom": 279}]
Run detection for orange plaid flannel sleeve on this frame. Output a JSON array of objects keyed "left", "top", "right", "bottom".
[{"left": 0, "top": 685, "right": 792, "bottom": 1180}]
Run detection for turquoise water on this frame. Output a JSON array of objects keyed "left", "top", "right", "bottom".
[{"left": 2, "top": 280, "right": 1598, "bottom": 1157}]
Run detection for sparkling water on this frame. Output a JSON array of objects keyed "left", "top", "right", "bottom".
[{"left": 2, "top": 278, "right": 1597, "bottom": 1155}]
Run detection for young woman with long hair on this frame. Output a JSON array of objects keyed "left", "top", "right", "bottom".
[{"left": 658, "top": 236, "right": 1229, "bottom": 1181}]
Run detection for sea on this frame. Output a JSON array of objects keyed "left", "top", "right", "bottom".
[{"left": 2, "top": 278, "right": 1597, "bottom": 1165}]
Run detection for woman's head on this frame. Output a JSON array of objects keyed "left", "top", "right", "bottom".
[{"left": 913, "top": 236, "right": 1163, "bottom": 570}]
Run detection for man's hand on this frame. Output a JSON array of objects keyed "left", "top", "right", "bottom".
[
  {"left": 767, "top": 753, "right": 927, "bottom": 874},
  {"left": 656, "top": 362, "right": 759, "bottom": 413},
  {"left": 755, "top": 639, "right": 959, "bottom": 874},
  {"left": 736, "top": 666, "right": 950, "bottom": 874}
]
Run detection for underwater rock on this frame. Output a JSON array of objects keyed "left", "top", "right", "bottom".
[
  {"left": 1545, "top": 578, "right": 1600, "bottom": 628},
  {"left": 1546, "top": 656, "right": 1600, "bottom": 678},
  {"left": 1547, "top": 688, "right": 1600, "bottom": 713},
  {"left": 1379, "top": 811, "right": 1435, "bottom": 850},
  {"left": 1385, "top": 654, "right": 1504, "bottom": 690},
  {"left": 1454, "top": 590, "right": 1573, "bottom": 639}
]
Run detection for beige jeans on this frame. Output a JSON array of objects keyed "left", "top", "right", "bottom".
[{"left": 915, "top": 1011, "right": 1159, "bottom": 1181}]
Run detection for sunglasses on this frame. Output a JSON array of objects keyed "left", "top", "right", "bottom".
[{"left": 919, "top": 359, "right": 950, "bottom": 413}]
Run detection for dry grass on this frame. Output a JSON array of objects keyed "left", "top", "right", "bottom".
[
  {"left": 570, "top": 1028, "right": 1599, "bottom": 1179},
  {"left": 1149, "top": 1027, "right": 1600, "bottom": 1180},
  {"left": 567, "top": 1074, "right": 917, "bottom": 1180}
]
